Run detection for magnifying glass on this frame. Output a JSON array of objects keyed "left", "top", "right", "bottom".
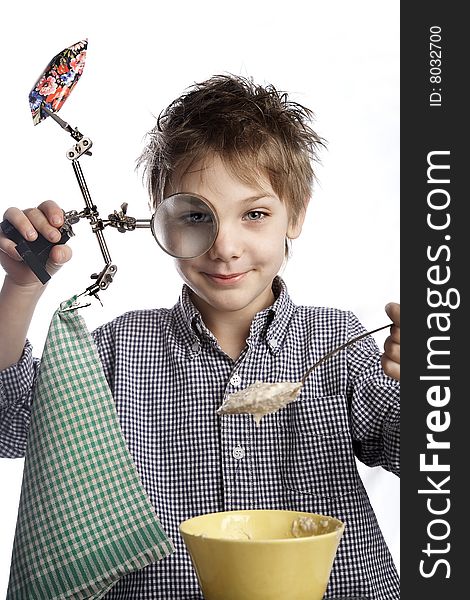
[{"left": 150, "top": 193, "right": 219, "bottom": 259}]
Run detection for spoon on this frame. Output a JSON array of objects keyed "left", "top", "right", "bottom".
[{"left": 216, "top": 323, "right": 392, "bottom": 424}]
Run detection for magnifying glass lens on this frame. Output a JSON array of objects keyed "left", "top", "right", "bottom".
[{"left": 151, "top": 194, "right": 218, "bottom": 258}]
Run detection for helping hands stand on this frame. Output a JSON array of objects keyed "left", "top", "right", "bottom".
[
  {"left": 42, "top": 105, "right": 151, "bottom": 301},
  {"left": 1, "top": 107, "right": 152, "bottom": 304},
  {"left": 0, "top": 38, "right": 152, "bottom": 304}
]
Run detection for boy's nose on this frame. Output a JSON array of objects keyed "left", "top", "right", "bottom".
[{"left": 207, "top": 223, "right": 243, "bottom": 261}]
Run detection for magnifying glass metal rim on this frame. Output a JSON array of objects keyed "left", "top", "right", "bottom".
[{"left": 150, "top": 192, "right": 220, "bottom": 259}]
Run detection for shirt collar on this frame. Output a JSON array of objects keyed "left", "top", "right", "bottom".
[
  {"left": 245, "top": 276, "right": 296, "bottom": 354},
  {"left": 173, "top": 275, "right": 297, "bottom": 355}
]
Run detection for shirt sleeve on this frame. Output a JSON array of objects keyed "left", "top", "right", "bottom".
[
  {"left": 0, "top": 321, "right": 116, "bottom": 460},
  {"left": 346, "top": 313, "right": 400, "bottom": 476},
  {"left": 91, "top": 321, "right": 116, "bottom": 392},
  {"left": 0, "top": 341, "right": 39, "bottom": 458}
]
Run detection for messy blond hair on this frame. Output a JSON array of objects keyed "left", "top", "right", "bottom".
[{"left": 137, "top": 74, "right": 325, "bottom": 227}]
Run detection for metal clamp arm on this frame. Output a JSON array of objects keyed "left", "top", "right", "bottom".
[{"left": 69, "top": 159, "right": 117, "bottom": 297}]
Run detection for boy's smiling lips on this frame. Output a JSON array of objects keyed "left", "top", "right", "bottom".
[{"left": 202, "top": 271, "right": 249, "bottom": 284}]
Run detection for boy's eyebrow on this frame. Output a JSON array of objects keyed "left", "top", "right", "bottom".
[{"left": 238, "top": 194, "right": 277, "bottom": 204}]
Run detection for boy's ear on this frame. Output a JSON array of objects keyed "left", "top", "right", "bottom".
[{"left": 287, "top": 198, "right": 309, "bottom": 239}]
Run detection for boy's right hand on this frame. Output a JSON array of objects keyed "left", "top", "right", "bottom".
[{"left": 0, "top": 201, "right": 72, "bottom": 287}]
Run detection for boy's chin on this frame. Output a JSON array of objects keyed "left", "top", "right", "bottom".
[{"left": 193, "top": 282, "right": 276, "bottom": 316}]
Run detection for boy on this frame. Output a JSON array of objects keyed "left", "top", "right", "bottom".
[{"left": 0, "top": 74, "right": 400, "bottom": 598}]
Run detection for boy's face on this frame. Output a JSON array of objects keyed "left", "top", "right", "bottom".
[{"left": 169, "top": 154, "right": 304, "bottom": 321}]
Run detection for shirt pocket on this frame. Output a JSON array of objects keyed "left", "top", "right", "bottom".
[{"left": 278, "top": 393, "right": 360, "bottom": 499}]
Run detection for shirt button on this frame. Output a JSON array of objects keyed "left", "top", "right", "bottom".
[
  {"left": 230, "top": 373, "right": 241, "bottom": 387},
  {"left": 232, "top": 445, "right": 245, "bottom": 460},
  {"left": 268, "top": 337, "right": 278, "bottom": 349},
  {"left": 191, "top": 341, "right": 199, "bottom": 352}
]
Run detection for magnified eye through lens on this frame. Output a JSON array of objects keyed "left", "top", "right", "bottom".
[
  {"left": 151, "top": 193, "right": 219, "bottom": 258},
  {"left": 178, "top": 211, "right": 213, "bottom": 226}
]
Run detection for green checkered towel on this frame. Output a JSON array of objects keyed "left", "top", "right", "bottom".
[{"left": 7, "top": 296, "right": 174, "bottom": 599}]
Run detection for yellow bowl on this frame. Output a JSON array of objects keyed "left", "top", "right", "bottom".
[{"left": 179, "top": 509, "right": 345, "bottom": 600}]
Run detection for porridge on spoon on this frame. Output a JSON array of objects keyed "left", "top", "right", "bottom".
[
  {"left": 217, "top": 323, "right": 392, "bottom": 424},
  {"left": 216, "top": 381, "right": 303, "bottom": 425}
]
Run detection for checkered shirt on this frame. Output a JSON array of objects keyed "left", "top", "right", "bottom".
[{"left": 0, "top": 276, "right": 400, "bottom": 599}]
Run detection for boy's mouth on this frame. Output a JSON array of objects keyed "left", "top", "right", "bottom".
[{"left": 203, "top": 272, "right": 248, "bottom": 284}]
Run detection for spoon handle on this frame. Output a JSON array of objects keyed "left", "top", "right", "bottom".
[{"left": 301, "top": 323, "right": 392, "bottom": 384}]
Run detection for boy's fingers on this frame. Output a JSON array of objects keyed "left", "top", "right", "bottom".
[
  {"left": 3, "top": 203, "right": 64, "bottom": 241},
  {"left": 37, "top": 200, "right": 65, "bottom": 228},
  {"left": 381, "top": 354, "right": 400, "bottom": 381},
  {"left": 384, "top": 336, "right": 400, "bottom": 364},
  {"left": 2, "top": 207, "right": 39, "bottom": 241},
  {"left": 23, "top": 207, "right": 62, "bottom": 243},
  {"left": 1, "top": 204, "right": 67, "bottom": 264},
  {"left": 48, "top": 243, "right": 73, "bottom": 266},
  {"left": 385, "top": 302, "right": 400, "bottom": 327}
]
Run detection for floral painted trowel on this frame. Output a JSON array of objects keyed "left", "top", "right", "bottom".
[{"left": 29, "top": 39, "right": 87, "bottom": 125}]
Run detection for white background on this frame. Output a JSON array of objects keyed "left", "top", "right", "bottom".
[{"left": 0, "top": 0, "right": 400, "bottom": 595}]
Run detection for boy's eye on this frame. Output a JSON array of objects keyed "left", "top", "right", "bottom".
[
  {"left": 179, "top": 212, "right": 213, "bottom": 225},
  {"left": 245, "top": 211, "right": 267, "bottom": 221}
]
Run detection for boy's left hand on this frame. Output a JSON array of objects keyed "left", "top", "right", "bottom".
[{"left": 381, "top": 302, "right": 400, "bottom": 381}]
